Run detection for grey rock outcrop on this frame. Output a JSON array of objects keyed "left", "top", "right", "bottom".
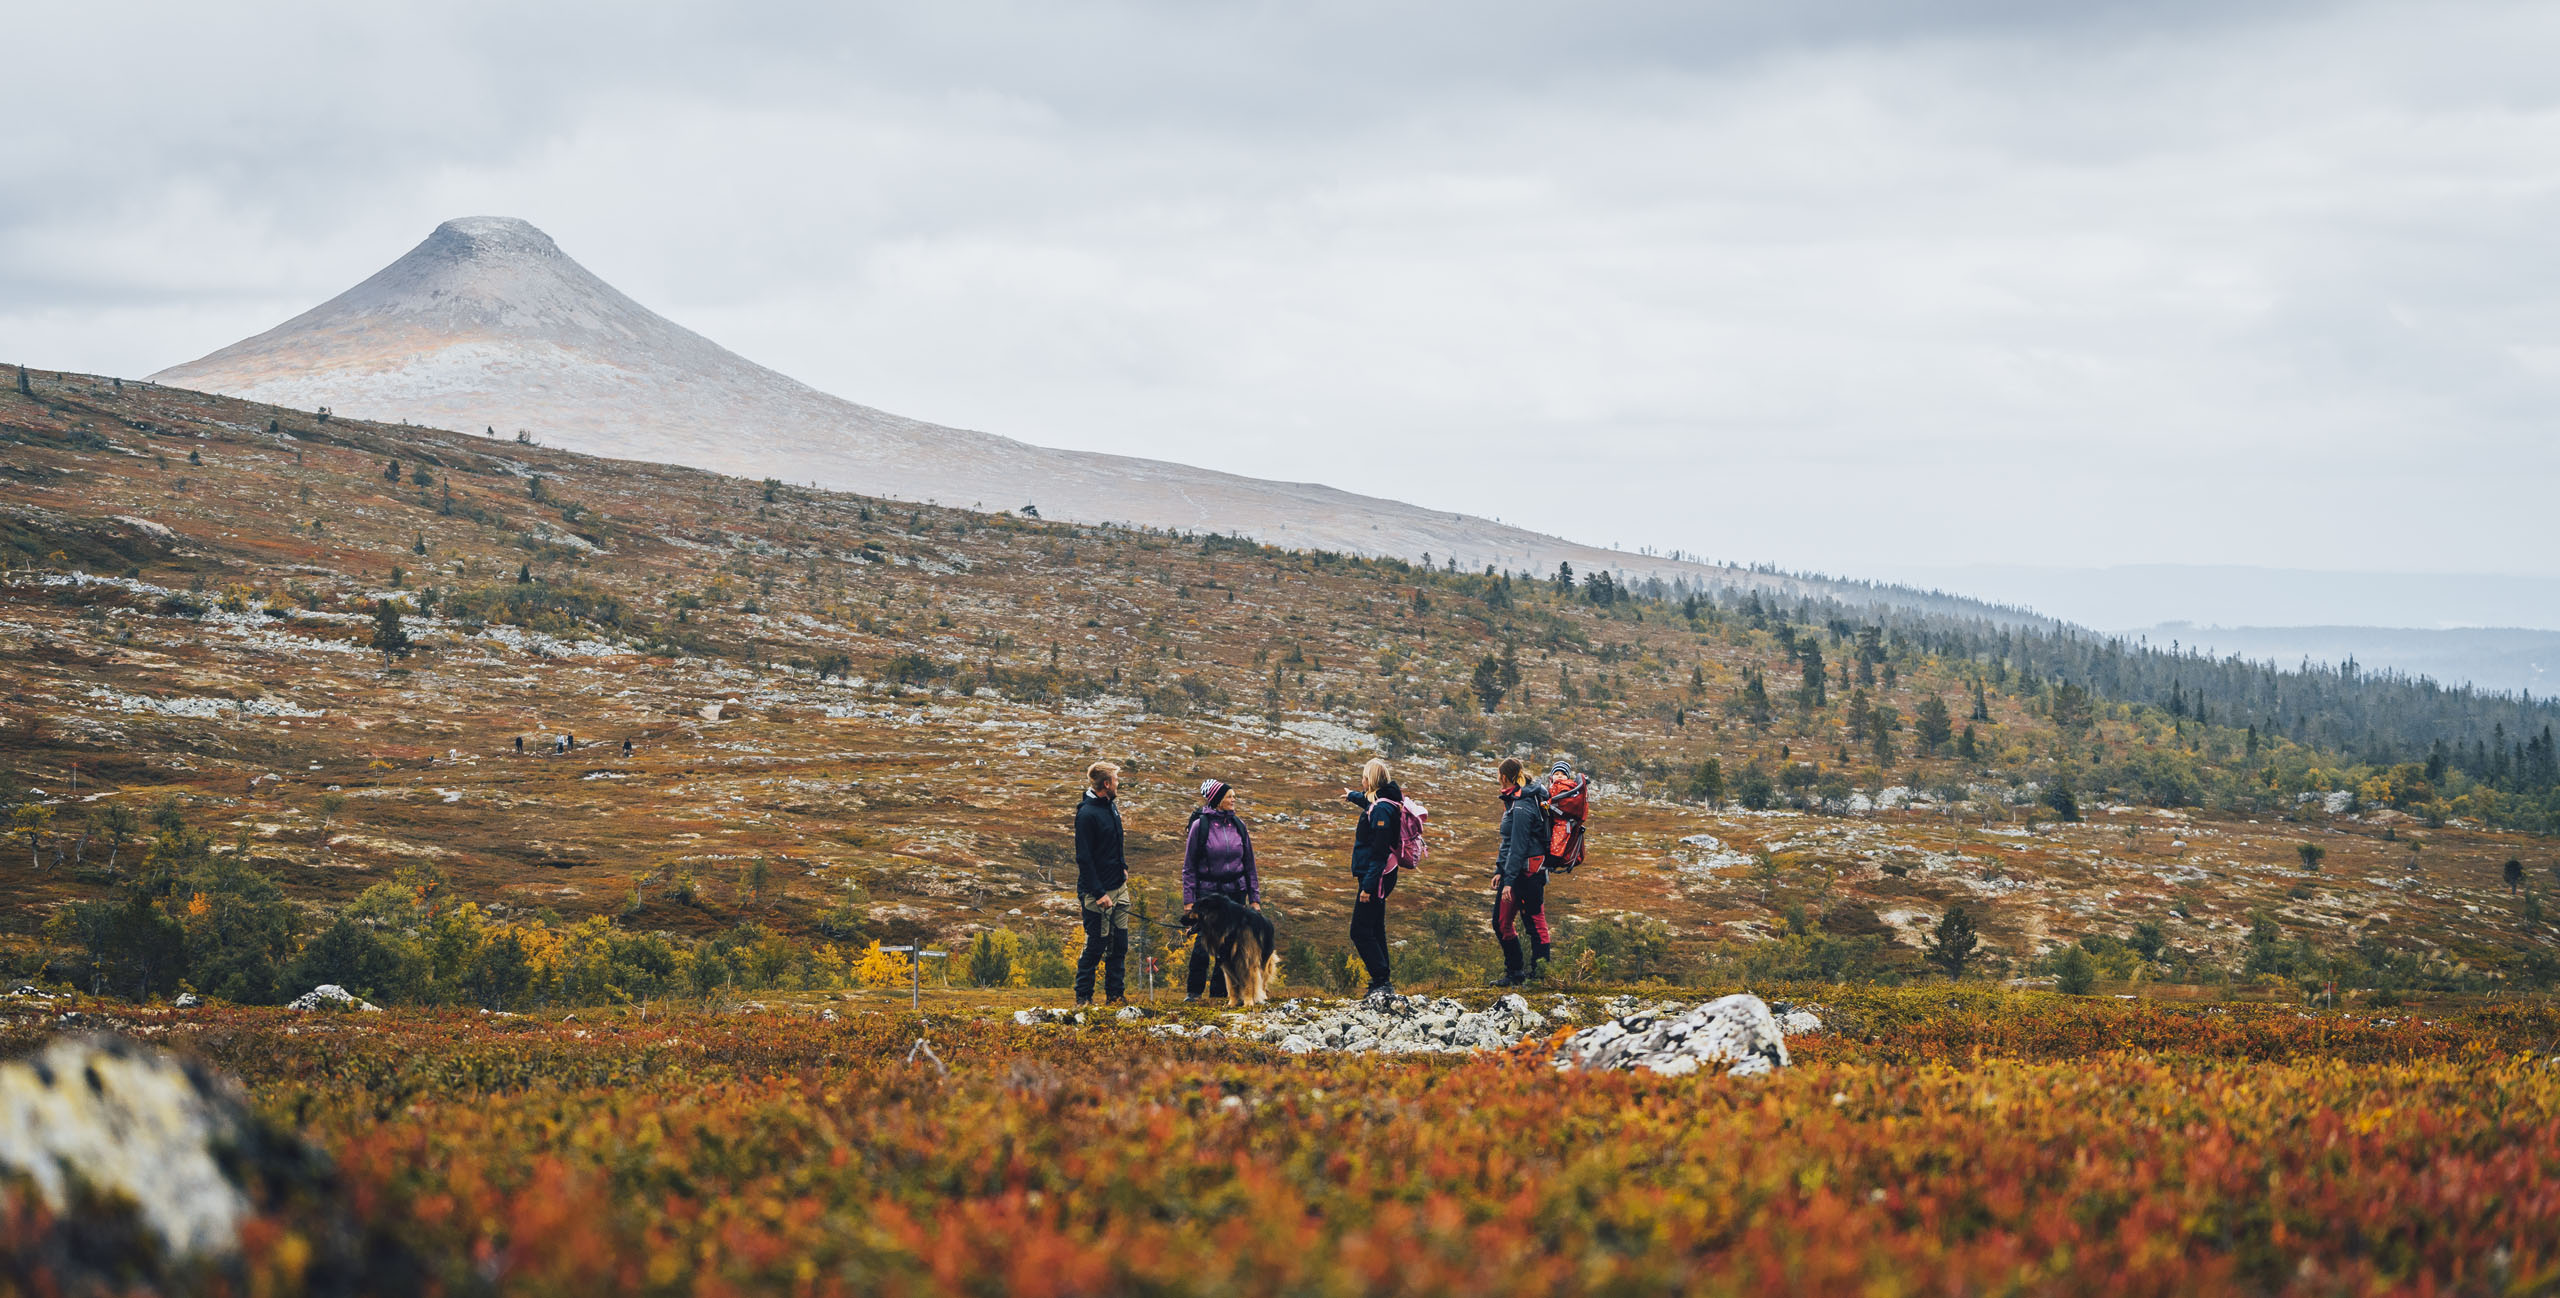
[
  {"left": 1553, "top": 993, "right": 1798, "bottom": 1077},
  {"left": 1240, "top": 993, "right": 1552, "bottom": 1055}
]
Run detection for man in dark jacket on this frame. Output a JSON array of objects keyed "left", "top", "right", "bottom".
[
  {"left": 1490, "top": 757, "right": 1553, "bottom": 986},
  {"left": 1073, "top": 761, "right": 1130, "bottom": 1006}
]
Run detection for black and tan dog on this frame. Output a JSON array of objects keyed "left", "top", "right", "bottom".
[{"left": 1182, "top": 894, "right": 1281, "bottom": 1006}]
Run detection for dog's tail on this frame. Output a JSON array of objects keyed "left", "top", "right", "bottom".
[
  {"left": 1222, "top": 923, "right": 1267, "bottom": 1007},
  {"left": 1242, "top": 928, "right": 1272, "bottom": 1005}
]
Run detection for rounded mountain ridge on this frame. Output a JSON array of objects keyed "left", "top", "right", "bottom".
[{"left": 422, "top": 216, "right": 563, "bottom": 261}]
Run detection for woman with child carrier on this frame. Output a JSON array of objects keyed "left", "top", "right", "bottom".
[
  {"left": 1342, "top": 757, "right": 1406, "bottom": 999},
  {"left": 1489, "top": 757, "right": 1555, "bottom": 986},
  {"left": 1180, "top": 778, "right": 1261, "bottom": 1002}
]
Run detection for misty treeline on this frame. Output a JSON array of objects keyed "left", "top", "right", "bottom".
[
  {"left": 1177, "top": 535, "right": 2560, "bottom": 832},
  {"left": 1578, "top": 568, "right": 2554, "bottom": 774},
  {"left": 1251, "top": 536, "right": 2556, "bottom": 828},
  {"left": 1687, "top": 584, "right": 2558, "bottom": 828}
]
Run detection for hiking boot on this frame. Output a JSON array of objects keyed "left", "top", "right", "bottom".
[
  {"left": 1182, "top": 995, "right": 1204, "bottom": 1004},
  {"left": 1073, "top": 997, "right": 1093, "bottom": 1009},
  {"left": 1104, "top": 996, "right": 1129, "bottom": 1007},
  {"left": 1487, "top": 972, "right": 1525, "bottom": 988}
]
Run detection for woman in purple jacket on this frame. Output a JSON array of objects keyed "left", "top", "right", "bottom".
[{"left": 1181, "top": 778, "right": 1260, "bottom": 1002}]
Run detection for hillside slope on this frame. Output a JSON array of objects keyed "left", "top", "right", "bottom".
[{"left": 2, "top": 367, "right": 2553, "bottom": 1003}]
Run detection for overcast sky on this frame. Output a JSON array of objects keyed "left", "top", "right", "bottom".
[{"left": 8, "top": 1, "right": 2559, "bottom": 598}]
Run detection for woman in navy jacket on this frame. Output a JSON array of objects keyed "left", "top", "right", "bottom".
[{"left": 1342, "top": 757, "right": 1405, "bottom": 998}]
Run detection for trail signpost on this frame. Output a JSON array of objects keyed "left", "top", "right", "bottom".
[{"left": 882, "top": 945, "right": 949, "bottom": 1012}]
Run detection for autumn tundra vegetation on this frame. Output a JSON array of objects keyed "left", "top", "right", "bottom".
[{"left": 3, "top": 367, "right": 2558, "bottom": 1293}]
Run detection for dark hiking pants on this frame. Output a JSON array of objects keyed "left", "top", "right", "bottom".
[
  {"left": 1349, "top": 871, "right": 1395, "bottom": 989},
  {"left": 1493, "top": 870, "right": 1551, "bottom": 976},
  {"left": 1075, "top": 886, "right": 1129, "bottom": 1001}
]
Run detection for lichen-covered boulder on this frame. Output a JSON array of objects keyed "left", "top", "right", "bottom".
[
  {"left": 0, "top": 1034, "right": 262, "bottom": 1258},
  {"left": 0, "top": 1034, "right": 384, "bottom": 1292},
  {"left": 1553, "top": 994, "right": 1794, "bottom": 1077}
]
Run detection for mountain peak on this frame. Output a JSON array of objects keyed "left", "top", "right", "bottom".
[{"left": 421, "top": 216, "right": 564, "bottom": 263}]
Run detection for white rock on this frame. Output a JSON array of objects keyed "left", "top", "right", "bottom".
[
  {"left": 286, "top": 984, "right": 380, "bottom": 1012},
  {"left": 172, "top": 993, "right": 200, "bottom": 1009},
  {"left": 1553, "top": 994, "right": 1795, "bottom": 1077},
  {"left": 0, "top": 1036, "right": 256, "bottom": 1257}
]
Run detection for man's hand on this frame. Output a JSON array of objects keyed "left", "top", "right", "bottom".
[{"left": 1358, "top": 891, "right": 1374, "bottom": 903}]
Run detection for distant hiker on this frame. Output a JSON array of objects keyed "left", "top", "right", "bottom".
[
  {"left": 1073, "top": 761, "right": 1130, "bottom": 1007},
  {"left": 566, "top": 733, "right": 577, "bottom": 750},
  {"left": 1181, "top": 779, "right": 1261, "bottom": 1002},
  {"left": 1490, "top": 757, "right": 1554, "bottom": 986},
  {"left": 1545, "top": 757, "right": 1591, "bottom": 874},
  {"left": 622, "top": 738, "right": 634, "bottom": 758},
  {"left": 514, "top": 735, "right": 523, "bottom": 754},
  {"left": 1342, "top": 757, "right": 1406, "bottom": 998}
]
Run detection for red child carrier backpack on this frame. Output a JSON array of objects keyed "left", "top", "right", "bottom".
[{"left": 1545, "top": 773, "right": 1589, "bottom": 873}]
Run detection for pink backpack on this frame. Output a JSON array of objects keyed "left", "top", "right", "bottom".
[{"left": 1378, "top": 797, "right": 1429, "bottom": 872}]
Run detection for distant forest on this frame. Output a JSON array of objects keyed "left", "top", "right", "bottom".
[
  {"left": 1678, "top": 579, "right": 2560, "bottom": 832},
  {"left": 1193, "top": 539, "right": 2560, "bottom": 833}
]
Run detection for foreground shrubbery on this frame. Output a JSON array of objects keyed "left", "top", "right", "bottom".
[
  {"left": 19, "top": 803, "right": 2555, "bottom": 1014},
  {"left": 3, "top": 988, "right": 2555, "bottom": 1295}
]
